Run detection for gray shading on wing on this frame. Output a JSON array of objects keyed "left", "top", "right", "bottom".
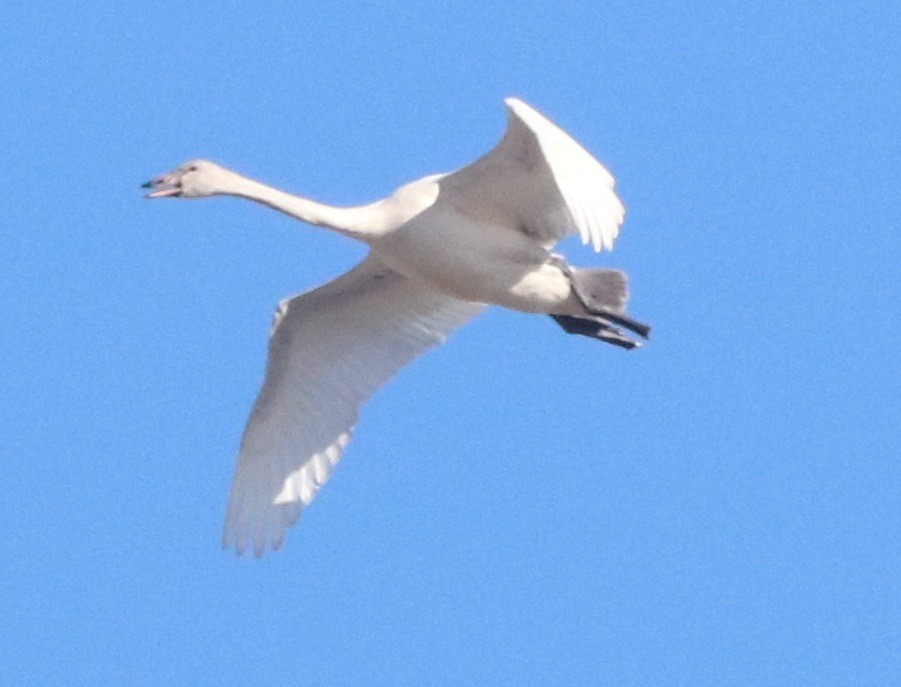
[
  {"left": 438, "top": 98, "right": 625, "bottom": 252},
  {"left": 222, "top": 256, "right": 484, "bottom": 556}
]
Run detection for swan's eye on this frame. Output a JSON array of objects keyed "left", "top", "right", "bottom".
[{"left": 187, "top": 165, "right": 198, "bottom": 172}]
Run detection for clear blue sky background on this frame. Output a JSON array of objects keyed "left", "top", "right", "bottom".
[{"left": 1, "top": 2, "right": 898, "bottom": 685}]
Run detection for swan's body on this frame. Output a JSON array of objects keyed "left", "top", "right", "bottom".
[{"left": 144, "top": 97, "right": 649, "bottom": 556}]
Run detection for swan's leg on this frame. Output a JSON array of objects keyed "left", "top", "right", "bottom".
[
  {"left": 550, "top": 315, "right": 642, "bottom": 350},
  {"left": 586, "top": 307, "right": 651, "bottom": 340}
]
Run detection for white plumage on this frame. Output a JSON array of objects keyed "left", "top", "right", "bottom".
[
  {"left": 143, "top": 98, "right": 647, "bottom": 556},
  {"left": 441, "top": 99, "right": 624, "bottom": 252}
]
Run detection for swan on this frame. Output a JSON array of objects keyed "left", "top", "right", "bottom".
[{"left": 143, "top": 97, "right": 649, "bottom": 557}]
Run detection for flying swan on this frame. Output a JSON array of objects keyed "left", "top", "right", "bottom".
[{"left": 143, "top": 97, "right": 650, "bottom": 556}]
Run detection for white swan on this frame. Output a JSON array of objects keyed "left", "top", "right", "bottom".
[{"left": 143, "top": 97, "right": 649, "bottom": 556}]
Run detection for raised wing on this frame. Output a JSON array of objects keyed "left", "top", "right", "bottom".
[
  {"left": 223, "top": 256, "right": 484, "bottom": 556},
  {"left": 438, "top": 98, "right": 625, "bottom": 252}
]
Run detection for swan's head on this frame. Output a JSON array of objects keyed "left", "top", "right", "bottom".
[{"left": 142, "top": 159, "right": 231, "bottom": 199}]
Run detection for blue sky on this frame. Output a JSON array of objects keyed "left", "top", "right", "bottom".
[{"left": 1, "top": 2, "right": 898, "bottom": 685}]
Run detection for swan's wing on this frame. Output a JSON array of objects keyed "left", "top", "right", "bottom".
[
  {"left": 438, "top": 97, "right": 625, "bottom": 252},
  {"left": 222, "top": 255, "right": 484, "bottom": 556}
]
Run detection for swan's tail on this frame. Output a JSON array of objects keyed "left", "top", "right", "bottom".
[{"left": 570, "top": 268, "right": 628, "bottom": 312}]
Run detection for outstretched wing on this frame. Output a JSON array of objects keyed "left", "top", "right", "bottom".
[
  {"left": 438, "top": 98, "right": 625, "bottom": 252},
  {"left": 223, "top": 256, "right": 484, "bottom": 556}
]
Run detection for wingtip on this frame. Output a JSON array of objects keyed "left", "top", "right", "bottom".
[{"left": 503, "top": 96, "right": 532, "bottom": 116}]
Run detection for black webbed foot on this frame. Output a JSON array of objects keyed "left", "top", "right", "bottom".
[{"left": 551, "top": 315, "right": 642, "bottom": 350}]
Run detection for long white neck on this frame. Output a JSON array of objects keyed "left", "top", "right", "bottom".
[{"left": 216, "top": 170, "right": 388, "bottom": 243}]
